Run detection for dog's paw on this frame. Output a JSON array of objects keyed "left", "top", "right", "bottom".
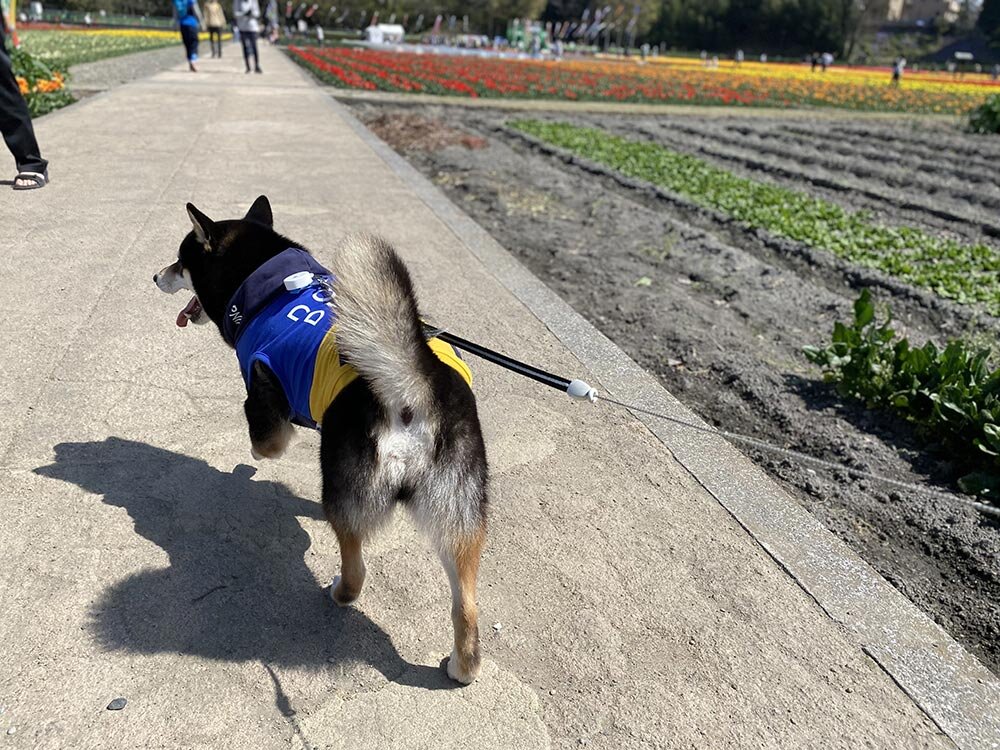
[
  {"left": 250, "top": 441, "right": 285, "bottom": 461},
  {"left": 250, "top": 422, "right": 294, "bottom": 461},
  {"left": 328, "top": 576, "right": 360, "bottom": 607},
  {"left": 446, "top": 648, "right": 482, "bottom": 685}
]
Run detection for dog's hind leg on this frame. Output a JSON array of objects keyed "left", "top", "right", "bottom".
[
  {"left": 441, "top": 526, "right": 485, "bottom": 685},
  {"left": 328, "top": 523, "right": 367, "bottom": 606}
]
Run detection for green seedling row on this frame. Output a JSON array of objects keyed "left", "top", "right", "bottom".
[{"left": 510, "top": 119, "right": 1000, "bottom": 315}]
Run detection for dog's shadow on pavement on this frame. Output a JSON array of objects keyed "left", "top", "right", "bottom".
[{"left": 34, "top": 437, "right": 456, "bottom": 690}]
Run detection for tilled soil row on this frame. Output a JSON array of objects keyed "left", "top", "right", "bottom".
[
  {"left": 549, "top": 114, "right": 1000, "bottom": 241},
  {"left": 671, "top": 120, "right": 1000, "bottom": 200},
  {"left": 349, "top": 102, "right": 1000, "bottom": 675},
  {"left": 774, "top": 122, "right": 1000, "bottom": 177},
  {"left": 800, "top": 121, "right": 1000, "bottom": 163},
  {"left": 503, "top": 124, "right": 998, "bottom": 335},
  {"left": 643, "top": 120, "right": 1000, "bottom": 219}
]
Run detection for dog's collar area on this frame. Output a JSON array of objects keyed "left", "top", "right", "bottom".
[{"left": 222, "top": 247, "right": 332, "bottom": 346}]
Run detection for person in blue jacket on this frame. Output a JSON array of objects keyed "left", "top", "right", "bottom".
[{"left": 173, "top": 0, "right": 204, "bottom": 72}]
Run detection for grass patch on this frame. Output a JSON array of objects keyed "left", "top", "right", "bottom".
[{"left": 510, "top": 119, "right": 1000, "bottom": 315}]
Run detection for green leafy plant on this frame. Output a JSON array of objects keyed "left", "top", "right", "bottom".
[
  {"left": 510, "top": 120, "right": 1000, "bottom": 315},
  {"left": 968, "top": 93, "right": 1000, "bottom": 134},
  {"left": 10, "top": 46, "right": 74, "bottom": 117},
  {"left": 804, "top": 289, "right": 1000, "bottom": 496}
]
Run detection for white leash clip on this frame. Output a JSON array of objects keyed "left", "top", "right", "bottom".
[{"left": 567, "top": 379, "right": 597, "bottom": 402}]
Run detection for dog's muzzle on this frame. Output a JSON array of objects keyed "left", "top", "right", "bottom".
[{"left": 155, "top": 262, "right": 206, "bottom": 326}]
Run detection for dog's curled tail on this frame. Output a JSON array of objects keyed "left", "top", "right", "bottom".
[{"left": 331, "top": 233, "right": 437, "bottom": 418}]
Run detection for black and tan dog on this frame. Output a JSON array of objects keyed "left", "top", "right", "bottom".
[{"left": 154, "top": 196, "right": 488, "bottom": 683}]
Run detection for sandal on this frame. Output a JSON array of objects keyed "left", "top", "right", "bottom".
[{"left": 12, "top": 170, "right": 49, "bottom": 191}]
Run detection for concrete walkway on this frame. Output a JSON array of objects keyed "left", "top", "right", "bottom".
[{"left": 0, "top": 44, "right": 996, "bottom": 749}]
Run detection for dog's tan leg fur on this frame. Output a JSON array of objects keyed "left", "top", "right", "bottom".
[
  {"left": 444, "top": 527, "right": 485, "bottom": 684},
  {"left": 250, "top": 420, "right": 294, "bottom": 460},
  {"left": 331, "top": 527, "right": 366, "bottom": 606}
]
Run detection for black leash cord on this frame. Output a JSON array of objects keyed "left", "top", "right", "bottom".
[
  {"left": 425, "top": 324, "right": 999, "bottom": 518},
  {"left": 431, "top": 329, "right": 575, "bottom": 393}
]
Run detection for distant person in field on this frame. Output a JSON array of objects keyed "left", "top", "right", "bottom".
[
  {"left": 821, "top": 51, "right": 832, "bottom": 71},
  {"left": 0, "top": 9, "right": 48, "bottom": 189},
  {"left": 204, "top": 0, "right": 226, "bottom": 58},
  {"left": 810, "top": 52, "right": 819, "bottom": 72},
  {"left": 173, "top": 0, "right": 204, "bottom": 72},
  {"left": 759, "top": 52, "right": 767, "bottom": 63},
  {"left": 234, "top": 0, "right": 262, "bottom": 73},
  {"left": 735, "top": 48, "right": 744, "bottom": 66},
  {"left": 891, "top": 57, "right": 905, "bottom": 86}
]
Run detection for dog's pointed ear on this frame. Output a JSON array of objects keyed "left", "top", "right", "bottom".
[
  {"left": 186, "top": 203, "right": 216, "bottom": 252},
  {"left": 245, "top": 195, "right": 273, "bottom": 227}
]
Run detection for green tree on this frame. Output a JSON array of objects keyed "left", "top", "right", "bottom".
[{"left": 979, "top": 0, "right": 1000, "bottom": 41}]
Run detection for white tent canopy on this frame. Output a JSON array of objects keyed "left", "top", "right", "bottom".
[{"left": 365, "top": 24, "right": 405, "bottom": 44}]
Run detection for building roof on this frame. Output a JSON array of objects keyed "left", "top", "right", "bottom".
[{"left": 922, "top": 34, "right": 1000, "bottom": 64}]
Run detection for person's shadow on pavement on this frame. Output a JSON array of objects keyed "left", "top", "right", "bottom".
[{"left": 34, "top": 437, "right": 455, "bottom": 689}]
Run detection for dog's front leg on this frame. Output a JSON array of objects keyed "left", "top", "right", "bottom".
[{"left": 245, "top": 361, "right": 294, "bottom": 460}]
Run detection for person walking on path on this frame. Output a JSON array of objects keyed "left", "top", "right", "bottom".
[
  {"left": 173, "top": 0, "right": 204, "bottom": 72},
  {"left": 0, "top": 11, "right": 48, "bottom": 190},
  {"left": 204, "top": 0, "right": 226, "bottom": 58},
  {"left": 234, "top": 0, "right": 262, "bottom": 73},
  {"left": 264, "top": 0, "right": 279, "bottom": 43}
]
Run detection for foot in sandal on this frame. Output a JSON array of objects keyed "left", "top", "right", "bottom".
[{"left": 12, "top": 170, "right": 48, "bottom": 190}]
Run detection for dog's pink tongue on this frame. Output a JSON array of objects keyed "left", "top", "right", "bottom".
[{"left": 176, "top": 296, "right": 199, "bottom": 328}]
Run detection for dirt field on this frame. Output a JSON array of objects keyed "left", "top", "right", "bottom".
[{"left": 347, "top": 101, "right": 1000, "bottom": 675}]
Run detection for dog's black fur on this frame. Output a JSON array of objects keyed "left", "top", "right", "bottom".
[{"left": 155, "top": 196, "right": 489, "bottom": 684}]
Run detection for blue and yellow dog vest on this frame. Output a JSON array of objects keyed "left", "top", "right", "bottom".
[{"left": 223, "top": 248, "right": 471, "bottom": 429}]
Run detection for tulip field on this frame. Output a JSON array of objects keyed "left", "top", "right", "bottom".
[
  {"left": 289, "top": 45, "right": 1000, "bottom": 115},
  {"left": 18, "top": 27, "right": 181, "bottom": 69}
]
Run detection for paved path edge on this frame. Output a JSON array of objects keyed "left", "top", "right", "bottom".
[{"left": 303, "top": 77, "right": 1000, "bottom": 749}]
